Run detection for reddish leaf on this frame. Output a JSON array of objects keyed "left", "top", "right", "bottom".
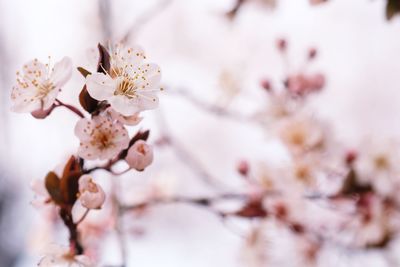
[
  {"left": 79, "top": 85, "right": 99, "bottom": 113},
  {"left": 235, "top": 200, "right": 267, "bottom": 218},
  {"left": 77, "top": 67, "right": 92, "bottom": 78},
  {"left": 45, "top": 172, "right": 63, "bottom": 204},
  {"left": 97, "top": 43, "right": 111, "bottom": 74},
  {"left": 60, "top": 156, "right": 82, "bottom": 204},
  {"left": 386, "top": 0, "right": 400, "bottom": 20},
  {"left": 60, "top": 171, "right": 80, "bottom": 205},
  {"left": 339, "top": 169, "right": 372, "bottom": 196}
]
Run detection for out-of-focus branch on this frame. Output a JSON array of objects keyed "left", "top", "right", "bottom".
[
  {"left": 122, "top": 0, "right": 173, "bottom": 43},
  {"left": 168, "top": 88, "right": 254, "bottom": 122},
  {"left": 98, "top": 0, "right": 113, "bottom": 42},
  {"left": 156, "top": 107, "right": 233, "bottom": 190},
  {"left": 112, "top": 179, "right": 127, "bottom": 267},
  {"left": 121, "top": 192, "right": 248, "bottom": 212}
]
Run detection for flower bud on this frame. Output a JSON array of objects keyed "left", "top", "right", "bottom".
[
  {"left": 308, "top": 48, "right": 317, "bottom": 60},
  {"left": 237, "top": 160, "right": 249, "bottom": 176},
  {"left": 78, "top": 175, "right": 105, "bottom": 209},
  {"left": 31, "top": 106, "right": 54, "bottom": 119},
  {"left": 345, "top": 150, "right": 358, "bottom": 165},
  {"left": 276, "top": 38, "right": 287, "bottom": 52},
  {"left": 126, "top": 140, "right": 154, "bottom": 171},
  {"left": 260, "top": 79, "right": 272, "bottom": 92}
]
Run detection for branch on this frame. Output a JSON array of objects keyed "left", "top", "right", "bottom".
[
  {"left": 156, "top": 108, "right": 232, "bottom": 190},
  {"left": 168, "top": 88, "right": 253, "bottom": 122},
  {"left": 122, "top": 0, "right": 173, "bottom": 43},
  {"left": 55, "top": 99, "right": 85, "bottom": 118}
]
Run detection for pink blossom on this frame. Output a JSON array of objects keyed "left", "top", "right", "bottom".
[
  {"left": 286, "top": 73, "right": 325, "bottom": 96},
  {"left": 125, "top": 140, "right": 153, "bottom": 171},
  {"left": 104, "top": 107, "right": 142, "bottom": 126},
  {"left": 30, "top": 179, "right": 50, "bottom": 208},
  {"left": 38, "top": 244, "right": 93, "bottom": 267},
  {"left": 11, "top": 57, "right": 72, "bottom": 113},
  {"left": 278, "top": 115, "right": 328, "bottom": 156},
  {"left": 74, "top": 114, "right": 129, "bottom": 160},
  {"left": 78, "top": 175, "right": 105, "bottom": 209}
]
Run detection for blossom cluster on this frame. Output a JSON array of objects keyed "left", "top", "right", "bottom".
[{"left": 12, "top": 43, "right": 162, "bottom": 266}]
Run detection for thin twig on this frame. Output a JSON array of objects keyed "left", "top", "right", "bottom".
[
  {"left": 168, "top": 88, "right": 253, "bottom": 122},
  {"left": 156, "top": 107, "right": 232, "bottom": 190},
  {"left": 76, "top": 209, "right": 90, "bottom": 225},
  {"left": 122, "top": 0, "right": 173, "bottom": 43},
  {"left": 55, "top": 99, "right": 85, "bottom": 118},
  {"left": 112, "top": 178, "right": 127, "bottom": 267}
]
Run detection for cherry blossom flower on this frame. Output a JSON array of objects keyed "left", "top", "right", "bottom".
[
  {"left": 355, "top": 140, "right": 400, "bottom": 197},
  {"left": 78, "top": 175, "right": 106, "bottom": 209},
  {"left": 11, "top": 57, "right": 72, "bottom": 113},
  {"left": 104, "top": 106, "right": 142, "bottom": 126},
  {"left": 38, "top": 244, "right": 93, "bottom": 267},
  {"left": 86, "top": 44, "right": 162, "bottom": 116},
  {"left": 286, "top": 73, "right": 325, "bottom": 97},
  {"left": 349, "top": 194, "right": 396, "bottom": 248},
  {"left": 30, "top": 179, "right": 51, "bottom": 208},
  {"left": 125, "top": 140, "right": 153, "bottom": 171},
  {"left": 74, "top": 114, "right": 129, "bottom": 160},
  {"left": 278, "top": 115, "right": 329, "bottom": 156}
]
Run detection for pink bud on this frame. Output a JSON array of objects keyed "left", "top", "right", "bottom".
[
  {"left": 308, "top": 73, "right": 325, "bottom": 92},
  {"left": 31, "top": 106, "right": 54, "bottom": 119},
  {"left": 78, "top": 175, "right": 105, "bottom": 209},
  {"left": 310, "top": 0, "right": 328, "bottom": 5},
  {"left": 345, "top": 150, "right": 357, "bottom": 165},
  {"left": 237, "top": 160, "right": 249, "bottom": 176},
  {"left": 260, "top": 79, "right": 272, "bottom": 92},
  {"left": 126, "top": 140, "right": 154, "bottom": 171},
  {"left": 276, "top": 38, "right": 287, "bottom": 52},
  {"left": 308, "top": 48, "right": 317, "bottom": 60}
]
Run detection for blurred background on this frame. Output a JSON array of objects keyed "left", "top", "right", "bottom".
[{"left": 1, "top": 0, "right": 400, "bottom": 266}]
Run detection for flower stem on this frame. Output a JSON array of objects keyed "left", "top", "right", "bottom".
[{"left": 55, "top": 99, "right": 85, "bottom": 118}]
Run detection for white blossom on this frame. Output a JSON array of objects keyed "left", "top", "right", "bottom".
[
  {"left": 86, "top": 44, "right": 162, "bottom": 116},
  {"left": 11, "top": 57, "right": 72, "bottom": 113},
  {"left": 74, "top": 114, "right": 129, "bottom": 160}
]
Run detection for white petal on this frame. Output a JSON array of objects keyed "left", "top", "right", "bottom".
[
  {"left": 41, "top": 86, "right": 60, "bottom": 110},
  {"left": 11, "top": 85, "right": 42, "bottom": 112},
  {"left": 50, "top": 57, "right": 72, "bottom": 87},
  {"left": 109, "top": 95, "right": 140, "bottom": 116},
  {"left": 85, "top": 73, "right": 116, "bottom": 101},
  {"left": 71, "top": 201, "right": 87, "bottom": 223},
  {"left": 74, "top": 118, "right": 92, "bottom": 141},
  {"left": 22, "top": 59, "right": 48, "bottom": 83},
  {"left": 132, "top": 63, "right": 161, "bottom": 90},
  {"left": 135, "top": 92, "right": 159, "bottom": 111}
]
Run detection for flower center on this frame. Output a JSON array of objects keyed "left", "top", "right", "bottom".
[
  {"left": 36, "top": 80, "right": 55, "bottom": 98},
  {"left": 91, "top": 131, "right": 113, "bottom": 150},
  {"left": 86, "top": 179, "right": 99, "bottom": 193},
  {"left": 289, "top": 130, "right": 306, "bottom": 146},
  {"left": 374, "top": 155, "right": 389, "bottom": 170},
  {"left": 114, "top": 77, "right": 137, "bottom": 99}
]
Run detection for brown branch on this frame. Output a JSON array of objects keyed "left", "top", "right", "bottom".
[
  {"left": 55, "top": 99, "right": 85, "bottom": 118},
  {"left": 59, "top": 207, "right": 84, "bottom": 255}
]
